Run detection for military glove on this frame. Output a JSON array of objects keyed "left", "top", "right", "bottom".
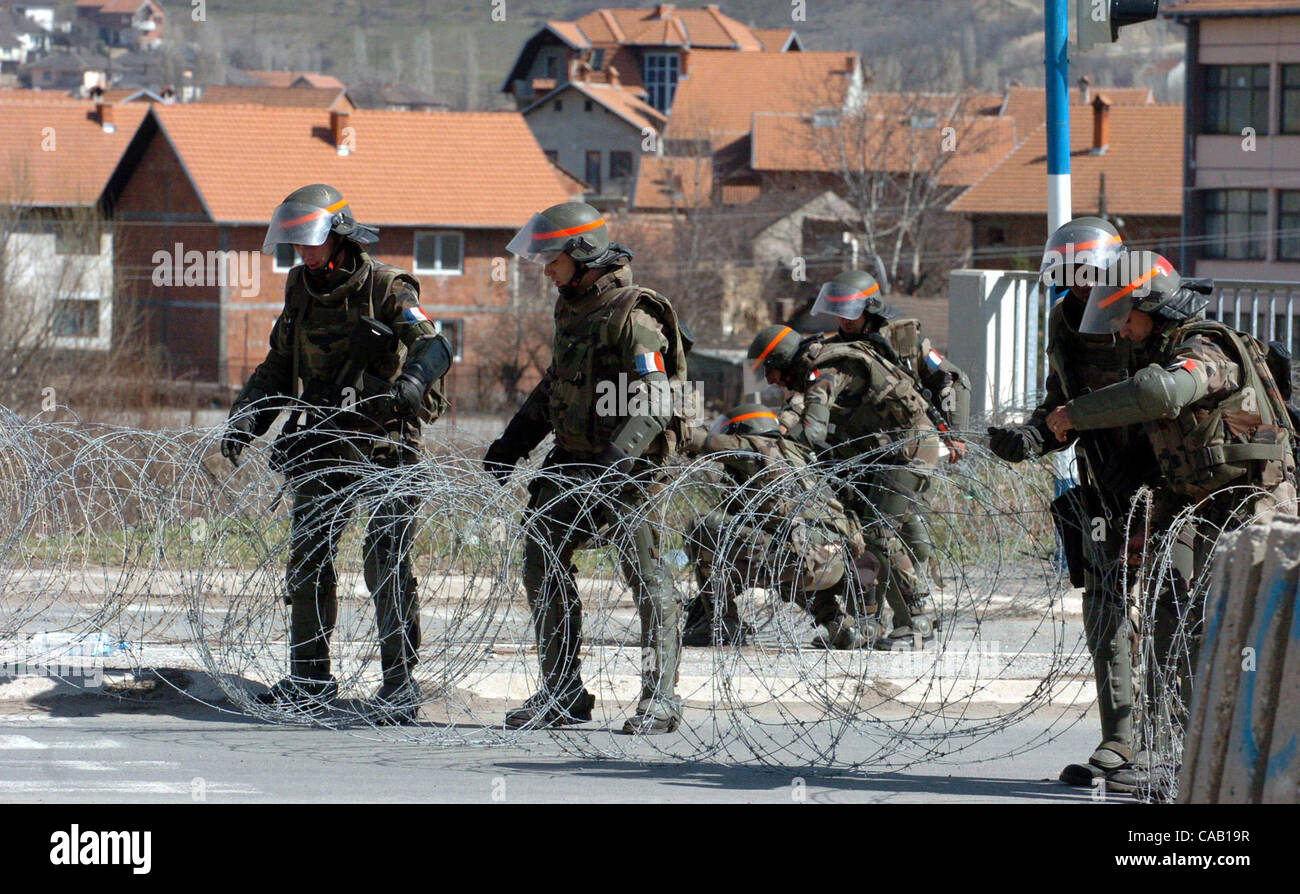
[
  {"left": 221, "top": 415, "right": 257, "bottom": 466},
  {"left": 987, "top": 424, "right": 1043, "bottom": 463},
  {"left": 483, "top": 437, "right": 524, "bottom": 486},
  {"left": 680, "top": 425, "right": 709, "bottom": 456},
  {"left": 388, "top": 374, "right": 426, "bottom": 420}
]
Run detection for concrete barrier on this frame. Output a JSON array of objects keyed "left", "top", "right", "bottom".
[{"left": 1178, "top": 515, "right": 1300, "bottom": 803}]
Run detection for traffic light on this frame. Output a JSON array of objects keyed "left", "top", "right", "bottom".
[{"left": 1076, "top": 0, "right": 1160, "bottom": 50}]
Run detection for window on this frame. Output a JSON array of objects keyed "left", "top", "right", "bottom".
[
  {"left": 642, "top": 52, "right": 679, "bottom": 113},
  {"left": 273, "top": 243, "right": 300, "bottom": 272},
  {"left": 1280, "top": 191, "right": 1300, "bottom": 262},
  {"left": 413, "top": 231, "right": 463, "bottom": 275},
  {"left": 432, "top": 319, "right": 462, "bottom": 361},
  {"left": 1204, "top": 65, "right": 1270, "bottom": 135},
  {"left": 1203, "top": 189, "right": 1268, "bottom": 260},
  {"left": 553, "top": 99, "right": 562, "bottom": 112},
  {"left": 609, "top": 151, "right": 633, "bottom": 181},
  {"left": 1284, "top": 65, "right": 1300, "bottom": 134},
  {"left": 53, "top": 225, "right": 100, "bottom": 255},
  {"left": 585, "top": 151, "right": 601, "bottom": 193},
  {"left": 590, "top": 49, "right": 605, "bottom": 70},
  {"left": 545, "top": 56, "right": 558, "bottom": 80},
  {"left": 584, "top": 100, "right": 593, "bottom": 112},
  {"left": 52, "top": 296, "right": 100, "bottom": 338}
]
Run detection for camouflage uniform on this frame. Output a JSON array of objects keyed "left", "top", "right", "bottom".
[
  {"left": 493, "top": 265, "right": 689, "bottom": 726},
  {"left": 679, "top": 425, "right": 868, "bottom": 643},
  {"left": 1066, "top": 318, "right": 1298, "bottom": 734},
  {"left": 784, "top": 337, "right": 943, "bottom": 644},
  {"left": 230, "top": 241, "right": 448, "bottom": 693},
  {"left": 875, "top": 318, "right": 971, "bottom": 432}
]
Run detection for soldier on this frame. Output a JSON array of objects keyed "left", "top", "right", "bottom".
[
  {"left": 822, "top": 270, "right": 972, "bottom": 440},
  {"left": 985, "top": 217, "right": 1150, "bottom": 790},
  {"left": 1048, "top": 251, "right": 1297, "bottom": 761},
  {"left": 747, "top": 315, "right": 943, "bottom": 651},
  {"left": 678, "top": 403, "right": 870, "bottom": 649},
  {"left": 220, "top": 184, "right": 453, "bottom": 725},
  {"left": 483, "top": 202, "right": 689, "bottom": 734}
]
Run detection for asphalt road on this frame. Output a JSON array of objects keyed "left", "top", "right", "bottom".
[{"left": 0, "top": 694, "right": 1112, "bottom": 804}]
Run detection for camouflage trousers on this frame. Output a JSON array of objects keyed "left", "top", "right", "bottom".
[
  {"left": 284, "top": 451, "right": 424, "bottom": 685},
  {"left": 685, "top": 509, "right": 850, "bottom": 629},
  {"left": 520, "top": 450, "right": 679, "bottom": 710},
  {"left": 840, "top": 464, "right": 933, "bottom": 628}
]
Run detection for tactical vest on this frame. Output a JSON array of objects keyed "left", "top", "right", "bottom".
[
  {"left": 802, "top": 339, "right": 934, "bottom": 459},
  {"left": 717, "top": 435, "right": 866, "bottom": 557},
  {"left": 1145, "top": 320, "right": 1296, "bottom": 500},
  {"left": 881, "top": 318, "right": 923, "bottom": 371},
  {"left": 283, "top": 254, "right": 447, "bottom": 425},
  {"left": 547, "top": 271, "right": 688, "bottom": 456}
]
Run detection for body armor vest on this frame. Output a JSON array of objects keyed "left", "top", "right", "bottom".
[
  {"left": 1146, "top": 320, "right": 1295, "bottom": 500},
  {"left": 802, "top": 339, "right": 934, "bottom": 458},
  {"left": 547, "top": 270, "right": 687, "bottom": 455}
]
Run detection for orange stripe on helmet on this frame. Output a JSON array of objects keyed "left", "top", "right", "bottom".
[
  {"left": 727, "top": 411, "right": 778, "bottom": 426},
  {"left": 751, "top": 326, "right": 793, "bottom": 372},
  {"left": 1059, "top": 233, "right": 1122, "bottom": 254},
  {"left": 1098, "top": 263, "right": 1165, "bottom": 309},
  {"left": 825, "top": 283, "right": 880, "bottom": 302},
  {"left": 531, "top": 217, "right": 605, "bottom": 240},
  {"left": 279, "top": 197, "right": 348, "bottom": 229}
]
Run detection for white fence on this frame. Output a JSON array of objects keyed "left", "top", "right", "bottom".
[{"left": 947, "top": 271, "right": 1300, "bottom": 422}]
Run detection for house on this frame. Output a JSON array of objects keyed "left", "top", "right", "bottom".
[
  {"left": 0, "top": 5, "right": 49, "bottom": 79},
  {"left": 20, "top": 50, "right": 105, "bottom": 92},
  {"left": 1163, "top": 0, "right": 1300, "bottom": 281},
  {"left": 521, "top": 65, "right": 666, "bottom": 203},
  {"left": 948, "top": 99, "right": 1185, "bottom": 271},
  {"left": 501, "top": 4, "right": 796, "bottom": 111},
  {"left": 346, "top": 81, "right": 446, "bottom": 112},
  {"left": 0, "top": 95, "right": 149, "bottom": 352},
  {"left": 0, "top": 3, "right": 56, "bottom": 32},
  {"left": 73, "top": 0, "right": 163, "bottom": 50},
  {"left": 242, "top": 70, "right": 344, "bottom": 90},
  {"left": 99, "top": 105, "right": 568, "bottom": 406},
  {"left": 196, "top": 85, "right": 355, "bottom": 111}
]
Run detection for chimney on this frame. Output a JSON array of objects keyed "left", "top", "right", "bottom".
[
  {"left": 96, "top": 100, "right": 115, "bottom": 133},
  {"left": 1078, "top": 75, "right": 1091, "bottom": 105},
  {"left": 655, "top": 4, "right": 675, "bottom": 19},
  {"left": 1091, "top": 93, "right": 1111, "bottom": 154},
  {"left": 330, "top": 109, "right": 351, "bottom": 155},
  {"left": 608, "top": 64, "right": 620, "bottom": 87}
]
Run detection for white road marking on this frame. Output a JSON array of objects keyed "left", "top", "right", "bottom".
[
  {"left": 0, "top": 780, "right": 260, "bottom": 794},
  {"left": 0, "top": 735, "right": 123, "bottom": 750}
]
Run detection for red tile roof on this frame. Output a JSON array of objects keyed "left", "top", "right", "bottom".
[
  {"left": 243, "top": 70, "right": 345, "bottom": 89},
  {"left": 136, "top": 105, "right": 568, "bottom": 227},
  {"left": 999, "top": 85, "right": 1153, "bottom": 139},
  {"left": 666, "top": 49, "right": 859, "bottom": 149},
  {"left": 197, "top": 86, "right": 353, "bottom": 110},
  {"left": 948, "top": 104, "right": 1184, "bottom": 217},
  {"left": 633, "top": 154, "right": 713, "bottom": 209},
  {"left": 569, "top": 6, "right": 764, "bottom": 49},
  {"left": 524, "top": 80, "right": 666, "bottom": 133},
  {"left": 749, "top": 112, "right": 1019, "bottom": 187},
  {"left": 751, "top": 28, "right": 797, "bottom": 51},
  {"left": 0, "top": 98, "right": 149, "bottom": 206}
]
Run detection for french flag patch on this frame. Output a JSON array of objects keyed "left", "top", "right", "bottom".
[
  {"left": 808, "top": 370, "right": 819, "bottom": 382},
  {"left": 403, "top": 306, "right": 431, "bottom": 324},
  {"left": 634, "top": 351, "right": 666, "bottom": 376},
  {"left": 924, "top": 349, "right": 944, "bottom": 372}
]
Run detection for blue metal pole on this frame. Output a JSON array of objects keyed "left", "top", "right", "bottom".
[{"left": 1046, "top": 0, "right": 1077, "bottom": 499}]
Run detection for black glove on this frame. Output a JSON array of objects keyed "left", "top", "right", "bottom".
[
  {"left": 987, "top": 424, "right": 1042, "bottom": 463},
  {"left": 483, "top": 437, "right": 524, "bottom": 485},
  {"left": 221, "top": 415, "right": 257, "bottom": 466},
  {"left": 389, "top": 374, "right": 425, "bottom": 419}
]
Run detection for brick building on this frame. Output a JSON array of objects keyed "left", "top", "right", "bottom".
[{"left": 99, "top": 104, "right": 568, "bottom": 407}]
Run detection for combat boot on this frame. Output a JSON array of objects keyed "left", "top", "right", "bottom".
[
  {"left": 504, "top": 685, "right": 596, "bottom": 729},
  {"left": 621, "top": 693, "right": 683, "bottom": 734},
  {"left": 810, "top": 614, "right": 867, "bottom": 650},
  {"left": 371, "top": 676, "right": 422, "bottom": 726},
  {"left": 1060, "top": 741, "right": 1133, "bottom": 787},
  {"left": 682, "top": 598, "right": 753, "bottom": 646},
  {"left": 875, "top": 611, "right": 935, "bottom": 651},
  {"left": 255, "top": 675, "right": 338, "bottom": 714}
]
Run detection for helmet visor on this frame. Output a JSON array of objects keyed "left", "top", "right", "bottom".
[
  {"left": 723, "top": 408, "right": 779, "bottom": 436},
  {"left": 262, "top": 200, "right": 347, "bottom": 254},
  {"left": 507, "top": 212, "right": 605, "bottom": 264},
  {"left": 1039, "top": 226, "right": 1125, "bottom": 289},
  {"left": 812, "top": 279, "right": 880, "bottom": 320}
]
